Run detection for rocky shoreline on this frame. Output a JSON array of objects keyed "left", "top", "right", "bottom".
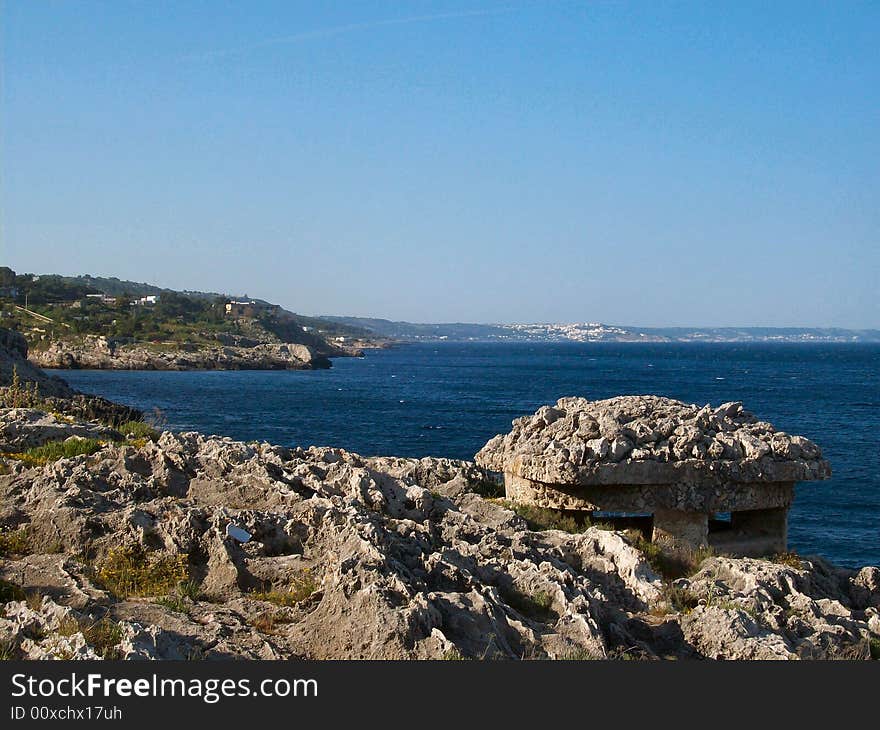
[
  {"left": 0, "top": 407, "right": 877, "bottom": 660},
  {"left": 30, "top": 338, "right": 335, "bottom": 371}
]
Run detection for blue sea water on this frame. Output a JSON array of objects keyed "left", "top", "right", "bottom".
[{"left": 51, "top": 342, "right": 880, "bottom": 567}]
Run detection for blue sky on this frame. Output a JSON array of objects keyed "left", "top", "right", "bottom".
[{"left": 1, "top": 1, "right": 878, "bottom": 327}]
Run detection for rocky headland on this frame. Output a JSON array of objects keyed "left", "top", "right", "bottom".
[
  {"left": 30, "top": 337, "right": 334, "bottom": 371},
  {"left": 3, "top": 267, "right": 373, "bottom": 371},
  {"left": 0, "top": 406, "right": 877, "bottom": 661},
  {"left": 1, "top": 329, "right": 70, "bottom": 399}
]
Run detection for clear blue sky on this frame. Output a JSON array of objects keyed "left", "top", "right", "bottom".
[{"left": 1, "top": 1, "right": 877, "bottom": 327}]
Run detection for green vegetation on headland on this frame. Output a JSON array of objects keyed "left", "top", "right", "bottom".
[{"left": 0, "top": 267, "right": 380, "bottom": 354}]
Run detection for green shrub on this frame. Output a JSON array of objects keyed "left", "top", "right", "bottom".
[
  {"left": 249, "top": 610, "right": 295, "bottom": 634},
  {"left": 713, "top": 599, "right": 761, "bottom": 621},
  {"left": 54, "top": 614, "right": 122, "bottom": 659},
  {"left": 502, "top": 502, "right": 586, "bottom": 533},
  {"left": 5, "top": 438, "right": 104, "bottom": 466},
  {"left": 81, "top": 618, "right": 123, "bottom": 660},
  {"left": 557, "top": 648, "right": 602, "bottom": 660},
  {"left": 0, "top": 638, "right": 17, "bottom": 660},
  {"left": 176, "top": 579, "right": 201, "bottom": 600},
  {"left": 154, "top": 595, "right": 188, "bottom": 613},
  {"left": 661, "top": 583, "right": 701, "bottom": 614},
  {"left": 771, "top": 552, "right": 803, "bottom": 569},
  {"left": 500, "top": 502, "right": 615, "bottom": 534},
  {"left": 56, "top": 616, "right": 81, "bottom": 637},
  {"left": 118, "top": 421, "right": 158, "bottom": 440},
  {"left": 249, "top": 612, "right": 277, "bottom": 633},
  {"left": 441, "top": 649, "right": 468, "bottom": 660},
  {"left": 155, "top": 579, "right": 202, "bottom": 613},
  {"left": 630, "top": 534, "right": 712, "bottom": 580},
  {"left": 0, "top": 365, "right": 45, "bottom": 409},
  {"left": 25, "top": 591, "right": 43, "bottom": 611}
]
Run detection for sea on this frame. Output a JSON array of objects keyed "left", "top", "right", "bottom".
[{"left": 51, "top": 342, "right": 880, "bottom": 568}]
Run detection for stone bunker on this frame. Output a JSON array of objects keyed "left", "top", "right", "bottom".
[{"left": 476, "top": 396, "right": 831, "bottom": 557}]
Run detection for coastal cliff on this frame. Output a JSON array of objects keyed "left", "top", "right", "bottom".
[
  {"left": 0, "top": 407, "right": 877, "bottom": 661},
  {"left": 30, "top": 337, "right": 333, "bottom": 371},
  {"left": 2, "top": 268, "right": 374, "bottom": 371}
]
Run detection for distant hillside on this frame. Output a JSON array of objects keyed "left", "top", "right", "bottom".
[
  {"left": 60, "top": 275, "right": 375, "bottom": 340},
  {"left": 322, "top": 316, "right": 880, "bottom": 344},
  {"left": 1, "top": 270, "right": 375, "bottom": 353},
  {"left": 58, "top": 275, "right": 222, "bottom": 301}
]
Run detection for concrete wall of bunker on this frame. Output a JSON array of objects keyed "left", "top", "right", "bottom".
[
  {"left": 651, "top": 506, "right": 788, "bottom": 556},
  {"left": 708, "top": 507, "right": 788, "bottom": 557},
  {"left": 502, "top": 471, "right": 792, "bottom": 557}
]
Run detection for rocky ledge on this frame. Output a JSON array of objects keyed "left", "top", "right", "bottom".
[
  {"left": 476, "top": 395, "right": 831, "bottom": 485},
  {"left": 0, "top": 408, "right": 877, "bottom": 660},
  {"left": 1, "top": 329, "right": 71, "bottom": 398},
  {"left": 0, "top": 408, "right": 122, "bottom": 452},
  {"left": 1, "top": 329, "right": 140, "bottom": 425},
  {"left": 30, "top": 338, "right": 332, "bottom": 371}
]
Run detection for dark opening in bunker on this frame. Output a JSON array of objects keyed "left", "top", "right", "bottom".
[{"left": 593, "top": 512, "right": 653, "bottom": 540}]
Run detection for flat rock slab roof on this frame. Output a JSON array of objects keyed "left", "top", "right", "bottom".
[{"left": 475, "top": 395, "right": 831, "bottom": 487}]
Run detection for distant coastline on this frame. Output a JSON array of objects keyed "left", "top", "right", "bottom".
[
  {"left": 321, "top": 316, "right": 880, "bottom": 344},
  {"left": 5, "top": 269, "right": 877, "bottom": 376},
  {"left": 1, "top": 268, "right": 389, "bottom": 371}
]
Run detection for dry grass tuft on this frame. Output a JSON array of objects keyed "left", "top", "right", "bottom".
[
  {"left": 95, "top": 545, "right": 189, "bottom": 598},
  {"left": 249, "top": 569, "right": 317, "bottom": 607}
]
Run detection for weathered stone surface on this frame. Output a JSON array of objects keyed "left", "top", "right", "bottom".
[
  {"left": 0, "top": 596, "right": 103, "bottom": 660},
  {"left": 653, "top": 509, "right": 708, "bottom": 548},
  {"left": 0, "top": 410, "right": 874, "bottom": 661},
  {"left": 504, "top": 472, "right": 795, "bottom": 513},
  {"left": 0, "top": 408, "right": 121, "bottom": 451},
  {"left": 679, "top": 557, "right": 876, "bottom": 659},
  {"left": 0, "top": 418, "right": 664, "bottom": 659},
  {"left": 476, "top": 396, "right": 830, "bottom": 486}
]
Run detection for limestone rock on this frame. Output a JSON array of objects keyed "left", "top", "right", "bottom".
[
  {"left": 680, "top": 557, "right": 874, "bottom": 659},
  {"left": 0, "top": 408, "right": 120, "bottom": 451},
  {"left": 30, "top": 339, "right": 331, "bottom": 371},
  {"left": 476, "top": 395, "right": 830, "bottom": 486},
  {"left": 0, "top": 597, "right": 103, "bottom": 660},
  {"left": 0, "top": 407, "right": 873, "bottom": 661}
]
